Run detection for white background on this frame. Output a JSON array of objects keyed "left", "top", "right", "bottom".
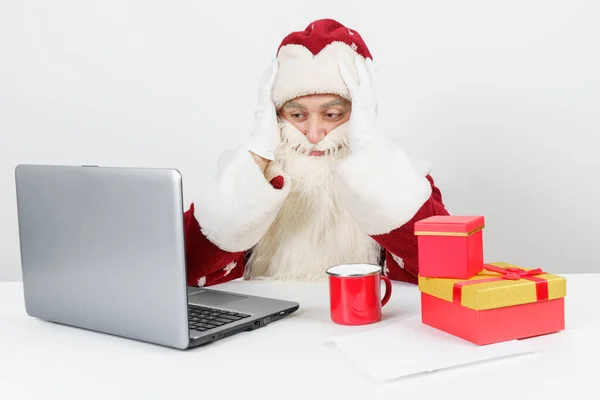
[{"left": 1, "top": 0, "right": 599, "bottom": 281}]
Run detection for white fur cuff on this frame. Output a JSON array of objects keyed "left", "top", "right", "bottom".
[
  {"left": 193, "top": 147, "right": 290, "bottom": 252},
  {"left": 334, "top": 135, "right": 432, "bottom": 235}
]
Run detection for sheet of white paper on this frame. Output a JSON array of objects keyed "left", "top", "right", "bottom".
[{"left": 327, "top": 315, "right": 535, "bottom": 382}]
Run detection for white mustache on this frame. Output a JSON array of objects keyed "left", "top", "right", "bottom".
[
  {"left": 277, "top": 120, "right": 349, "bottom": 156},
  {"left": 281, "top": 141, "right": 344, "bottom": 156}
]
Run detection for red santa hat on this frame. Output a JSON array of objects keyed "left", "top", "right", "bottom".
[{"left": 272, "top": 19, "right": 373, "bottom": 109}]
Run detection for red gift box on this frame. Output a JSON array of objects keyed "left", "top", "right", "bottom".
[
  {"left": 418, "top": 262, "right": 567, "bottom": 345},
  {"left": 414, "top": 216, "right": 485, "bottom": 279}
]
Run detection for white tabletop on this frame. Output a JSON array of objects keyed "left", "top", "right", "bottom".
[{"left": 1, "top": 274, "right": 599, "bottom": 400}]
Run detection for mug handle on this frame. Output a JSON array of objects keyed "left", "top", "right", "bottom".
[{"left": 381, "top": 276, "right": 392, "bottom": 307}]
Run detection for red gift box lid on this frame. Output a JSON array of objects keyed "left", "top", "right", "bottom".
[{"left": 414, "top": 216, "right": 485, "bottom": 235}]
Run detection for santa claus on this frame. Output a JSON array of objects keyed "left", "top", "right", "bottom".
[{"left": 183, "top": 19, "right": 450, "bottom": 287}]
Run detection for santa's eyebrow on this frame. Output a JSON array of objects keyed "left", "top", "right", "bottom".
[
  {"left": 320, "top": 99, "right": 349, "bottom": 109},
  {"left": 283, "top": 102, "right": 307, "bottom": 110}
]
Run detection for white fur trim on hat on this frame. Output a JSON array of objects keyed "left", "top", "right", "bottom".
[
  {"left": 334, "top": 135, "right": 433, "bottom": 235},
  {"left": 272, "top": 41, "right": 363, "bottom": 109},
  {"left": 193, "top": 147, "right": 291, "bottom": 252}
]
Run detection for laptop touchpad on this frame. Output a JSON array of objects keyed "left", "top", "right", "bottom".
[{"left": 188, "top": 290, "right": 248, "bottom": 307}]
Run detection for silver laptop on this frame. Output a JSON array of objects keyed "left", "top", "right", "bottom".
[{"left": 14, "top": 164, "right": 299, "bottom": 349}]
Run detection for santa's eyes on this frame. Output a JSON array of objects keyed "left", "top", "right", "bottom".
[{"left": 286, "top": 111, "right": 344, "bottom": 120}]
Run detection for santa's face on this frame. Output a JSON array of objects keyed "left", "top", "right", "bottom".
[{"left": 277, "top": 94, "right": 351, "bottom": 157}]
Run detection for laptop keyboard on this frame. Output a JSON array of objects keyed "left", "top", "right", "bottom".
[{"left": 188, "top": 305, "right": 251, "bottom": 332}]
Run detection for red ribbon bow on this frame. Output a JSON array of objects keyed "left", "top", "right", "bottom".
[
  {"left": 452, "top": 264, "right": 549, "bottom": 306},
  {"left": 483, "top": 264, "right": 545, "bottom": 280}
]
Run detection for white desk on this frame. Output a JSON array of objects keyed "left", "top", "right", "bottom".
[{"left": 1, "top": 274, "right": 599, "bottom": 400}]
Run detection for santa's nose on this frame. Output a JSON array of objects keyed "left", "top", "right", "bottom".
[{"left": 305, "top": 119, "right": 326, "bottom": 144}]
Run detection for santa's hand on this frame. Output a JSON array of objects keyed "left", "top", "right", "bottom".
[
  {"left": 246, "top": 59, "right": 280, "bottom": 161},
  {"left": 338, "top": 56, "right": 378, "bottom": 151}
]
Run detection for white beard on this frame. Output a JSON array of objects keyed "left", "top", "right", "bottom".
[{"left": 244, "top": 120, "right": 381, "bottom": 281}]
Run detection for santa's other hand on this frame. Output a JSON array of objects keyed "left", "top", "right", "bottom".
[
  {"left": 338, "top": 56, "right": 378, "bottom": 151},
  {"left": 246, "top": 59, "right": 281, "bottom": 161}
]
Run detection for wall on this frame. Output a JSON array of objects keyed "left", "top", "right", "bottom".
[{"left": 1, "top": 0, "right": 599, "bottom": 280}]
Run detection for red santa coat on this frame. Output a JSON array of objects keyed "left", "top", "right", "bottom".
[{"left": 182, "top": 136, "right": 450, "bottom": 287}]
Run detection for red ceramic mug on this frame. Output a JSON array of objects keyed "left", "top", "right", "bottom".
[{"left": 326, "top": 263, "right": 392, "bottom": 326}]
